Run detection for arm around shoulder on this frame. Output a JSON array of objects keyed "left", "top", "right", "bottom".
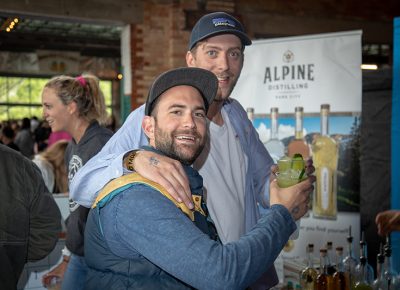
[{"left": 69, "top": 106, "right": 147, "bottom": 207}]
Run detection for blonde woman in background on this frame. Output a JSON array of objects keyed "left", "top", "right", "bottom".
[
  {"left": 41, "top": 74, "right": 113, "bottom": 290},
  {"left": 33, "top": 139, "right": 69, "bottom": 193}
]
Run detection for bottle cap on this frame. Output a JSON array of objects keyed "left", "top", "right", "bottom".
[{"left": 321, "top": 104, "right": 330, "bottom": 110}]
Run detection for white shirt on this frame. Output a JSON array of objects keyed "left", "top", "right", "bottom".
[
  {"left": 194, "top": 109, "right": 248, "bottom": 243},
  {"left": 33, "top": 155, "right": 55, "bottom": 193}
]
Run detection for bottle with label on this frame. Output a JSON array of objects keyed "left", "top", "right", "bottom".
[
  {"left": 372, "top": 244, "right": 386, "bottom": 290},
  {"left": 312, "top": 104, "right": 338, "bottom": 219},
  {"left": 315, "top": 248, "right": 333, "bottom": 290},
  {"left": 343, "top": 226, "right": 358, "bottom": 289},
  {"left": 288, "top": 106, "right": 311, "bottom": 159},
  {"left": 246, "top": 107, "right": 254, "bottom": 123},
  {"left": 333, "top": 246, "right": 349, "bottom": 290},
  {"left": 288, "top": 106, "right": 312, "bottom": 216},
  {"left": 300, "top": 244, "right": 318, "bottom": 290},
  {"left": 264, "top": 107, "right": 285, "bottom": 163}
]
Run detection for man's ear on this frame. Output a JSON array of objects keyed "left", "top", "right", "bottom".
[
  {"left": 142, "top": 115, "right": 155, "bottom": 140},
  {"left": 186, "top": 51, "right": 195, "bottom": 67}
]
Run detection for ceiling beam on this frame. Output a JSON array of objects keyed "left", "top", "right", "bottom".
[{"left": 0, "top": 0, "right": 143, "bottom": 25}]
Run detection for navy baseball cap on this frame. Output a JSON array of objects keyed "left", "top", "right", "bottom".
[
  {"left": 188, "top": 12, "right": 252, "bottom": 51},
  {"left": 145, "top": 67, "right": 218, "bottom": 116}
]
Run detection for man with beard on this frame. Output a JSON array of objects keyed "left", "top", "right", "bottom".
[
  {"left": 83, "top": 67, "right": 313, "bottom": 290},
  {"left": 73, "top": 12, "right": 315, "bottom": 289}
]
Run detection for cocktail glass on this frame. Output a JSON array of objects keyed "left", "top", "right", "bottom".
[
  {"left": 276, "top": 157, "right": 306, "bottom": 188},
  {"left": 275, "top": 155, "right": 307, "bottom": 240}
]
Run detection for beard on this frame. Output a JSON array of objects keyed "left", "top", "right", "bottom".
[
  {"left": 154, "top": 122, "right": 205, "bottom": 166},
  {"left": 214, "top": 73, "right": 240, "bottom": 102}
]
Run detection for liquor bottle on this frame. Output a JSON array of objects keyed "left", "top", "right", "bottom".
[
  {"left": 354, "top": 256, "right": 373, "bottom": 290},
  {"left": 343, "top": 226, "right": 358, "bottom": 289},
  {"left": 246, "top": 107, "right": 254, "bottom": 123},
  {"left": 264, "top": 107, "right": 285, "bottom": 163},
  {"left": 288, "top": 106, "right": 313, "bottom": 217},
  {"left": 372, "top": 244, "right": 387, "bottom": 290},
  {"left": 355, "top": 233, "right": 374, "bottom": 287},
  {"left": 326, "top": 241, "right": 337, "bottom": 275},
  {"left": 315, "top": 248, "right": 333, "bottom": 290},
  {"left": 383, "top": 236, "right": 400, "bottom": 289},
  {"left": 312, "top": 104, "right": 338, "bottom": 219},
  {"left": 288, "top": 106, "right": 311, "bottom": 159},
  {"left": 300, "top": 243, "right": 318, "bottom": 290},
  {"left": 333, "top": 246, "right": 349, "bottom": 290}
]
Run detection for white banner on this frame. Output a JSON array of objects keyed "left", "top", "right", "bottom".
[
  {"left": 231, "top": 30, "right": 362, "bottom": 114},
  {"left": 240, "top": 31, "right": 363, "bottom": 287}
]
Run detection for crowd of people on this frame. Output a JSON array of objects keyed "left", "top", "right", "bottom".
[
  {"left": 0, "top": 117, "right": 71, "bottom": 158},
  {"left": 0, "top": 11, "right": 398, "bottom": 290}
]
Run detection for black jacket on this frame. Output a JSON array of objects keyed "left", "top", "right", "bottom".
[
  {"left": 64, "top": 121, "right": 113, "bottom": 256},
  {"left": 0, "top": 144, "right": 61, "bottom": 290}
]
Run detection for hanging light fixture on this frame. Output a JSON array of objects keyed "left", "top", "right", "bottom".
[{"left": 0, "top": 17, "right": 20, "bottom": 32}]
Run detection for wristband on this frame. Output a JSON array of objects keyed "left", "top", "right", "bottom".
[
  {"left": 124, "top": 150, "right": 141, "bottom": 171},
  {"left": 61, "top": 246, "right": 71, "bottom": 257}
]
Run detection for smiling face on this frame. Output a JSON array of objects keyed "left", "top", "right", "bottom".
[
  {"left": 143, "top": 85, "right": 207, "bottom": 165},
  {"left": 186, "top": 34, "right": 244, "bottom": 102},
  {"left": 41, "top": 87, "right": 73, "bottom": 133}
]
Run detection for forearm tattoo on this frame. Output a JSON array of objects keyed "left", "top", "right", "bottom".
[{"left": 149, "top": 156, "right": 159, "bottom": 166}]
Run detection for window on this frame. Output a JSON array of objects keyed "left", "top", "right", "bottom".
[
  {"left": 362, "top": 43, "right": 392, "bottom": 67},
  {"left": 0, "top": 76, "right": 112, "bottom": 121}
]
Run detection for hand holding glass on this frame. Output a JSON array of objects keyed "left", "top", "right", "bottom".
[{"left": 275, "top": 154, "right": 307, "bottom": 240}]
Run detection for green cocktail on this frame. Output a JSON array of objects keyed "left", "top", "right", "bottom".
[
  {"left": 276, "top": 154, "right": 307, "bottom": 188},
  {"left": 276, "top": 154, "right": 307, "bottom": 240}
]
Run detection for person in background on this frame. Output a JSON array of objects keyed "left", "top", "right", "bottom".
[
  {"left": 33, "top": 140, "right": 69, "bottom": 193},
  {"left": 10, "top": 120, "right": 20, "bottom": 134},
  {"left": 0, "top": 144, "right": 61, "bottom": 290},
  {"left": 47, "top": 130, "right": 72, "bottom": 147},
  {"left": 40, "top": 74, "right": 113, "bottom": 290},
  {"left": 1, "top": 125, "right": 20, "bottom": 152},
  {"left": 70, "top": 12, "right": 314, "bottom": 289},
  {"left": 84, "top": 67, "right": 313, "bottom": 290},
  {"left": 34, "top": 120, "right": 52, "bottom": 153},
  {"left": 15, "top": 117, "right": 34, "bottom": 158},
  {"left": 376, "top": 210, "right": 400, "bottom": 236},
  {"left": 30, "top": 116, "right": 40, "bottom": 134},
  {"left": 105, "top": 114, "right": 117, "bottom": 132}
]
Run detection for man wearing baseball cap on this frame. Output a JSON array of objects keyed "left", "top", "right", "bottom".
[
  {"left": 83, "top": 67, "right": 307, "bottom": 289},
  {"left": 72, "top": 12, "right": 315, "bottom": 289}
]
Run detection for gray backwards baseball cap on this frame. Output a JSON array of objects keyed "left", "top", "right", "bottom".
[
  {"left": 189, "top": 11, "right": 252, "bottom": 50},
  {"left": 145, "top": 67, "right": 218, "bottom": 116}
]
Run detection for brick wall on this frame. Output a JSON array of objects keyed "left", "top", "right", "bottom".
[
  {"left": 129, "top": 0, "right": 236, "bottom": 109},
  {"left": 128, "top": 0, "right": 398, "bottom": 110},
  {"left": 131, "top": 2, "right": 186, "bottom": 109}
]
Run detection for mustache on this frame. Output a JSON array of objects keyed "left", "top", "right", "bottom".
[
  {"left": 215, "top": 72, "right": 234, "bottom": 79},
  {"left": 173, "top": 129, "right": 202, "bottom": 139}
]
